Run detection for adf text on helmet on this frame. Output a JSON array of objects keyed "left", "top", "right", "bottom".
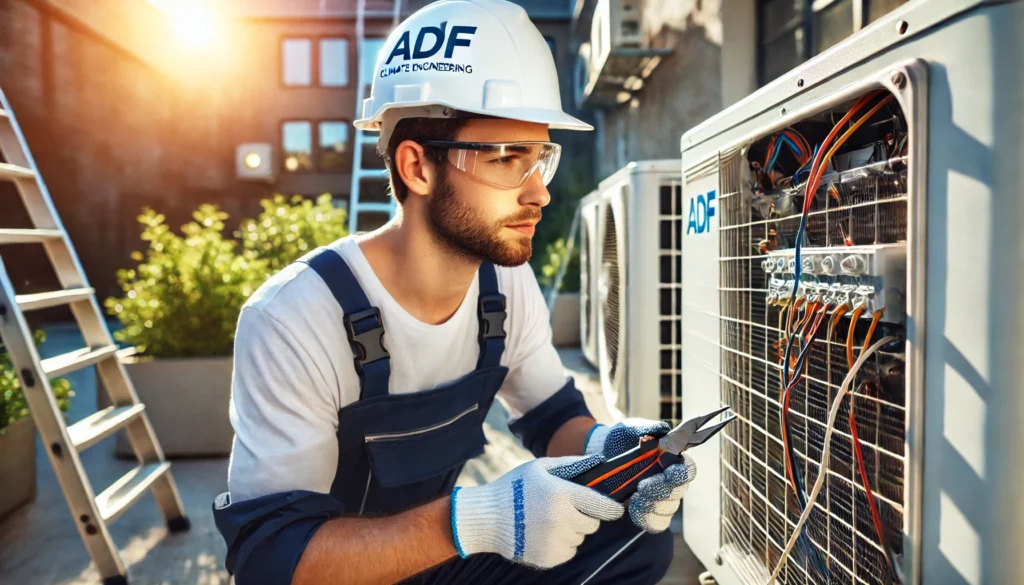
[{"left": 385, "top": 22, "right": 477, "bottom": 65}]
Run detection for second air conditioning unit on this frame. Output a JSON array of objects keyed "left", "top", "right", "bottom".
[
  {"left": 579, "top": 190, "right": 602, "bottom": 367},
  {"left": 596, "top": 160, "right": 683, "bottom": 423},
  {"left": 590, "top": 0, "right": 644, "bottom": 73}
]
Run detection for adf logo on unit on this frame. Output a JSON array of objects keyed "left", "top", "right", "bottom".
[{"left": 686, "top": 190, "right": 716, "bottom": 235}]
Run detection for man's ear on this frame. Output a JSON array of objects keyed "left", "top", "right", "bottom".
[{"left": 393, "top": 140, "right": 438, "bottom": 198}]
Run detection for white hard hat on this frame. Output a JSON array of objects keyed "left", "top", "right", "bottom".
[{"left": 354, "top": 0, "right": 592, "bottom": 148}]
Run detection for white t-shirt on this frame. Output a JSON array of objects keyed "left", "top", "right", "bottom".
[{"left": 226, "top": 236, "right": 569, "bottom": 502}]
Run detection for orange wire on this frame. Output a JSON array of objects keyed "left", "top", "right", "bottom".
[
  {"left": 845, "top": 306, "right": 866, "bottom": 368},
  {"left": 808, "top": 94, "right": 896, "bottom": 202},
  {"left": 802, "top": 91, "right": 884, "bottom": 214},
  {"left": 860, "top": 309, "right": 885, "bottom": 355}
]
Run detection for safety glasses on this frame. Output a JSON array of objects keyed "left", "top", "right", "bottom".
[{"left": 421, "top": 140, "right": 562, "bottom": 189}]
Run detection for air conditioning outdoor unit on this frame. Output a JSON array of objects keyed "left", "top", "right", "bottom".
[
  {"left": 589, "top": 0, "right": 644, "bottom": 74},
  {"left": 677, "top": 3, "right": 1023, "bottom": 585},
  {"left": 579, "top": 190, "right": 602, "bottom": 368},
  {"left": 596, "top": 160, "right": 683, "bottom": 424}
]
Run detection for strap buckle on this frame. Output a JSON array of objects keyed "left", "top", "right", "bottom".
[
  {"left": 478, "top": 294, "right": 507, "bottom": 340},
  {"left": 343, "top": 307, "right": 390, "bottom": 368}
]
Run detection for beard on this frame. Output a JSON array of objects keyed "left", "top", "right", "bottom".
[{"left": 427, "top": 173, "right": 540, "bottom": 267}]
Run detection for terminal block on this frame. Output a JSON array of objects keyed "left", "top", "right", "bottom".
[{"left": 762, "top": 244, "right": 906, "bottom": 322}]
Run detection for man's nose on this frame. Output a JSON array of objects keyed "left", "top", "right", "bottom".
[{"left": 519, "top": 168, "right": 551, "bottom": 208}]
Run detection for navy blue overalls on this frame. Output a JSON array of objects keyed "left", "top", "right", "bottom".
[{"left": 213, "top": 247, "right": 674, "bottom": 585}]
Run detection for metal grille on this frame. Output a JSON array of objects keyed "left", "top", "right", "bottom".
[
  {"left": 659, "top": 180, "right": 684, "bottom": 425},
  {"left": 713, "top": 151, "right": 909, "bottom": 584},
  {"left": 602, "top": 197, "right": 621, "bottom": 385},
  {"left": 581, "top": 216, "right": 594, "bottom": 350}
]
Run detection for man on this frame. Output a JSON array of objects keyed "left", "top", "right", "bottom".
[{"left": 213, "top": 1, "right": 696, "bottom": 583}]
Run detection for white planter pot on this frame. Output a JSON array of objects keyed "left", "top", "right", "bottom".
[
  {"left": 0, "top": 418, "right": 37, "bottom": 519},
  {"left": 98, "top": 355, "right": 234, "bottom": 458},
  {"left": 550, "top": 292, "right": 581, "bottom": 347}
]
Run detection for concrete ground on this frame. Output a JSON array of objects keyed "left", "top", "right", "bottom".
[{"left": 0, "top": 325, "right": 705, "bottom": 584}]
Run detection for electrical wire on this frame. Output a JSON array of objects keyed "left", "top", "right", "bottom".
[
  {"left": 765, "top": 335, "right": 899, "bottom": 585},
  {"left": 775, "top": 90, "right": 890, "bottom": 581},
  {"left": 846, "top": 308, "right": 900, "bottom": 582}
]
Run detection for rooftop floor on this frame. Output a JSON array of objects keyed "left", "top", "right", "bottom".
[{"left": 0, "top": 325, "right": 705, "bottom": 584}]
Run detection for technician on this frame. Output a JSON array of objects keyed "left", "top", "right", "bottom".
[{"left": 213, "top": 1, "right": 696, "bottom": 583}]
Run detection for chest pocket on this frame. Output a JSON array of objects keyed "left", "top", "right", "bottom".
[
  {"left": 356, "top": 366, "right": 508, "bottom": 489},
  {"left": 365, "top": 402, "right": 487, "bottom": 487}
]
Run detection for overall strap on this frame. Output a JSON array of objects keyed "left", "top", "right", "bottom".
[
  {"left": 476, "top": 261, "right": 507, "bottom": 369},
  {"left": 298, "top": 247, "right": 391, "bottom": 400}
]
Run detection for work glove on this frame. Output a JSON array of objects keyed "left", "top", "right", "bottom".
[
  {"left": 584, "top": 418, "right": 672, "bottom": 459},
  {"left": 628, "top": 453, "right": 697, "bottom": 533},
  {"left": 450, "top": 454, "right": 625, "bottom": 569},
  {"left": 585, "top": 419, "right": 698, "bottom": 534}
]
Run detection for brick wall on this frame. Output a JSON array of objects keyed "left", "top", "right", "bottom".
[{"left": 0, "top": 0, "right": 265, "bottom": 306}]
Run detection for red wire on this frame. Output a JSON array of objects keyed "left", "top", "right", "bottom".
[
  {"left": 779, "top": 303, "right": 829, "bottom": 493},
  {"left": 850, "top": 393, "right": 888, "bottom": 552}
]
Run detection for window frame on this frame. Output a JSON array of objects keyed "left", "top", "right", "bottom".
[
  {"left": 280, "top": 37, "right": 314, "bottom": 88},
  {"left": 757, "top": 0, "right": 886, "bottom": 86},
  {"left": 280, "top": 34, "right": 354, "bottom": 89},
  {"left": 280, "top": 119, "right": 316, "bottom": 174},
  {"left": 316, "top": 119, "right": 353, "bottom": 173},
  {"left": 279, "top": 118, "right": 355, "bottom": 174},
  {"left": 318, "top": 36, "right": 352, "bottom": 88}
]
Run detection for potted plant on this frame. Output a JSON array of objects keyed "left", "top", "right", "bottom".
[
  {"left": 1, "top": 331, "right": 74, "bottom": 519},
  {"left": 102, "top": 195, "right": 347, "bottom": 457}
]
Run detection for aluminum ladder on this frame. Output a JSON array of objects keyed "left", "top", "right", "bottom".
[
  {"left": 347, "top": 0, "right": 403, "bottom": 234},
  {"left": 0, "top": 87, "right": 188, "bottom": 585}
]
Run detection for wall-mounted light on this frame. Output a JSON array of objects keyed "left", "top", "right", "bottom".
[{"left": 236, "top": 143, "right": 274, "bottom": 181}]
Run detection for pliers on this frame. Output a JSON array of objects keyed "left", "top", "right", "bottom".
[{"left": 570, "top": 407, "right": 737, "bottom": 501}]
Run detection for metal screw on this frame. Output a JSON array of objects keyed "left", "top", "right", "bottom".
[
  {"left": 780, "top": 107, "right": 787, "bottom": 115},
  {"left": 896, "top": 20, "right": 909, "bottom": 35},
  {"left": 20, "top": 369, "right": 35, "bottom": 388},
  {"left": 80, "top": 514, "right": 90, "bottom": 523},
  {"left": 50, "top": 443, "right": 63, "bottom": 458},
  {"left": 890, "top": 71, "right": 907, "bottom": 89},
  {"left": 441, "top": 107, "right": 453, "bottom": 117},
  {"left": 85, "top": 524, "right": 98, "bottom": 536},
  {"left": 797, "top": 78, "right": 804, "bottom": 88},
  {"left": 715, "top": 551, "right": 724, "bottom": 566}
]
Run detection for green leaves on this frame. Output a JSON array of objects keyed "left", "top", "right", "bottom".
[
  {"left": 1, "top": 330, "right": 74, "bottom": 435},
  {"left": 538, "top": 238, "right": 581, "bottom": 294},
  {"left": 237, "top": 194, "right": 348, "bottom": 273},
  {"left": 104, "top": 195, "right": 348, "bottom": 359}
]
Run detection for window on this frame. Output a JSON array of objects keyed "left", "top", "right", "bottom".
[
  {"left": 318, "top": 121, "right": 350, "bottom": 171},
  {"left": 282, "top": 120, "right": 352, "bottom": 173},
  {"left": 282, "top": 38, "right": 312, "bottom": 86},
  {"left": 758, "top": 0, "right": 907, "bottom": 85},
  {"left": 282, "top": 121, "right": 313, "bottom": 172},
  {"left": 319, "top": 38, "right": 350, "bottom": 86}
]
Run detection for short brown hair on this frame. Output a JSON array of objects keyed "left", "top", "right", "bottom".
[{"left": 383, "top": 117, "right": 471, "bottom": 204}]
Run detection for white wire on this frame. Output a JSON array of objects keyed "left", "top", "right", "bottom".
[
  {"left": 578, "top": 529, "right": 645, "bottom": 585},
  {"left": 764, "top": 334, "right": 898, "bottom": 585}
]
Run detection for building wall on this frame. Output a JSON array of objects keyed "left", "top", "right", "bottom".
[
  {"left": 0, "top": 0, "right": 249, "bottom": 303},
  {"left": 583, "top": 0, "right": 757, "bottom": 181}
]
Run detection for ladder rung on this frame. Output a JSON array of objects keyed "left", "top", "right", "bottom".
[
  {"left": 96, "top": 462, "right": 171, "bottom": 524},
  {"left": 41, "top": 345, "right": 117, "bottom": 378},
  {"left": 116, "top": 346, "right": 139, "bottom": 360},
  {"left": 353, "top": 202, "right": 393, "bottom": 213},
  {"left": 0, "top": 161, "right": 35, "bottom": 181},
  {"left": 0, "top": 228, "right": 62, "bottom": 244},
  {"left": 67, "top": 404, "right": 146, "bottom": 452},
  {"left": 15, "top": 287, "right": 95, "bottom": 311},
  {"left": 357, "top": 168, "right": 389, "bottom": 180}
]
